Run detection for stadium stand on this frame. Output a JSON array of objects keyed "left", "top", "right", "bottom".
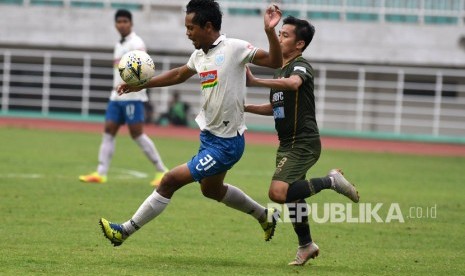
[{"left": 1, "top": 0, "right": 465, "bottom": 141}]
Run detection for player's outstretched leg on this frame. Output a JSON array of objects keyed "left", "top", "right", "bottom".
[
  {"left": 260, "top": 207, "right": 280, "bottom": 241},
  {"left": 99, "top": 218, "right": 126, "bottom": 247},
  {"left": 329, "top": 169, "right": 360, "bottom": 203},
  {"left": 288, "top": 242, "right": 319, "bottom": 266}
]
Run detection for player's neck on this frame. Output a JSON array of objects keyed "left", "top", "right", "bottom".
[
  {"left": 202, "top": 33, "right": 221, "bottom": 54},
  {"left": 283, "top": 52, "right": 302, "bottom": 67}
]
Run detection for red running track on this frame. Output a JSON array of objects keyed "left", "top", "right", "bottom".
[{"left": 1, "top": 117, "right": 465, "bottom": 157}]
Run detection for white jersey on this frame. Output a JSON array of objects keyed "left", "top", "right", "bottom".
[
  {"left": 110, "top": 32, "right": 148, "bottom": 101},
  {"left": 187, "top": 35, "right": 258, "bottom": 138}
]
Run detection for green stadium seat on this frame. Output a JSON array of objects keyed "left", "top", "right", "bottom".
[
  {"left": 308, "top": 11, "right": 341, "bottom": 20},
  {"left": 282, "top": 10, "right": 300, "bottom": 17},
  {"left": 0, "top": 0, "right": 23, "bottom": 5},
  {"left": 385, "top": 14, "right": 418, "bottom": 23},
  {"left": 424, "top": 16, "right": 458, "bottom": 25},
  {"left": 70, "top": 0, "right": 104, "bottom": 8},
  {"left": 346, "top": 12, "right": 379, "bottom": 22},
  {"left": 31, "top": 0, "right": 64, "bottom": 7},
  {"left": 110, "top": 2, "right": 142, "bottom": 11},
  {"left": 227, "top": 8, "right": 260, "bottom": 16},
  {"left": 307, "top": 0, "right": 342, "bottom": 6}
]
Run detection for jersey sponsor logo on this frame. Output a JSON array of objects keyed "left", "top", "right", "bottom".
[
  {"left": 272, "top": 92, "right": 285, "bottom": 119},
  {"left": 199, "top": 70, "right": 218, "bottom": 89},
  {"left": 294, "top": 66, "right": 306, "bottom": 73},
  {"left": 215, "top": 53, "right": 225, "bottom": 66},
  {"left": 273, "top": 106, "right": 285, "bottom": 119},
  {"left": 272, "top": 91, "right": 284, "bottom": 103},
  {"left": 195, "top": 154, "right": 217, "bottom": 171}
]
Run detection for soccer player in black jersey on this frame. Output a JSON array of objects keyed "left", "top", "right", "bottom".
[{"left": 245, "top": 16, "right": 360, "bottom": 266}]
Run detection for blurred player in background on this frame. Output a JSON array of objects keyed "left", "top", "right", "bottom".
[
  {"left": 79, "top": 9, "right": 168, "bottom": 186},
  {"left": 245, "top": 16, "right": 360, "bottom": 266},
  {"left": 99, "top": 0, "right": 282, "bottom": 247}
]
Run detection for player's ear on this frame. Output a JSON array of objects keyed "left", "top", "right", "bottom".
[
  {"left": 204, "top": 21, "right": 213, "bottom": 31},
  {"left": 296, "top": 40, "right": 305, "bottom": 51}
]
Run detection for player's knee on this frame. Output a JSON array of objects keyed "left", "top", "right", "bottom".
[
  {"left": 201, "top": 186, "right": 222, "bottom": 201},
  {"left": 268, "top": 189, "right": 286, "bottom": 204},
  {"left": 157, "top": 171, "right": 177, "bottom": 197}
]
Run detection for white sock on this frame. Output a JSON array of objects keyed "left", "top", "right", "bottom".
[
  {"left": 221, "top": 184, "right": 266, "bottom": 221},
  {"left": 122, "top": 191, "right": 170, "bottom": 236},
  {"left": 135, "top": 134, "right": 167, "bottom": 172},
  {"left": 97, "top": 133, "right": 115, "bottom": 176}
]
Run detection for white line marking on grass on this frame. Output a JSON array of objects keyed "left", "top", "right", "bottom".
[
  {"left": 112, "top": 168, "right": 148, "bottom": 179},
  {"left": 0, "top": 173, "right": 43, "bottom": 178}
]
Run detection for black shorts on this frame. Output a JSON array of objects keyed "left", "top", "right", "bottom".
[{"left": 272, "top": 138, "right": 321, "bottom": 184}]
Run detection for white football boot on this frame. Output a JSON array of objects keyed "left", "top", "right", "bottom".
[
  {"left": 328, "top": 169, "right": 360, "bottom": 203},
  {"left": 288, "top": 242, "right": 320, "bottom": 266}
]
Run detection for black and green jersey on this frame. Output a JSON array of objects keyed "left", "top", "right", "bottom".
[{"left": 269, "top": 56, "right": 319, "bottom": 148}]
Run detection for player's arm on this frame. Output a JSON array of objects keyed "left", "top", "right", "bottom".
[
  {"left": 244, "top": 103, "right": 273, "bottom": 116},
  {"left": 246, "top": 66, "right": 302, "bottom": 91},
  {"left": 118, "top": 64, "right": 196, "bottom": 95},
  {"left": 251, "top": 4, "right": 282, "bottom": 69}
]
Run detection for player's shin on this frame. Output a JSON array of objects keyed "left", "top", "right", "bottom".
[
  {"left": 221, "top": 184, "right": 266, "bottom": 220},
  {"left": 122, "top": 190, "right": 170, "bottom": 236}
]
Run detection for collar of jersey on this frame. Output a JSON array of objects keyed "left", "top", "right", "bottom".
[
  {"left": 209, "top": 34, "right": 225, "bottom": 49},
  {"left": 120, "top": 32, "right": 135, "bottom": 44},
  {"left": 282, "top": 54, "right": 303, "bottom": 68}
]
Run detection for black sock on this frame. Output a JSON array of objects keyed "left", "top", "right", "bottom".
[
  {"left": 287, "top": 199, "right": 311, "bottom": 246},
  {"left": 310, "top": 177, "right": 332, "bottom": 193},
  {"left": 285, "top": 177, "right": 332, "bottom": 202}
]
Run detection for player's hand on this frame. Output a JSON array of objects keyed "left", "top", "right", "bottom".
[
  {"left": 245, "top": 66, "right": 257, "bottom": 87},
  {"left": 116, "top": 83, "right": 142, "bottom": 95},
  {"left": 264, "top": 4, "right": 282, "bottom": 30}
]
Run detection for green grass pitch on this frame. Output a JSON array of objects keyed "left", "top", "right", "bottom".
[{"left": 0, "top": 127, "right": 464, "bottom": 275}]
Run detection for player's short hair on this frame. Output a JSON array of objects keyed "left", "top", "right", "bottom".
[
  {"left": 186, "top": 0, "right": 222, "bottom": 31},
  {"left": 115, "top": 9, "right": 132, "bottom": 22},
  {"left": 283, "top": 16, "right": 315, "bottom": 52}
]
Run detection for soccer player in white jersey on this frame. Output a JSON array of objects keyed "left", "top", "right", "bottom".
[
  {"left": 99, "top": 0, "right": 283, "bottom": 247},
  {"left": 79, "top": 9, "right": 168, "bottom": 186}
]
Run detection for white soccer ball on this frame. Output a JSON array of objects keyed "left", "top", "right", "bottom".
[{"left": 118, "top": 50, "right": 155, "bottom": 86}]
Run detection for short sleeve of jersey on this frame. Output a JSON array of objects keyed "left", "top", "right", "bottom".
[
  {"left": 290, "top": 60, "right": 313, "bottom": 84},
  {"left": 186, "top": 51, "right": 198, "bottom": 72},
  {"left": 228, "top": 38, "right": 258, "bottom": 64}
]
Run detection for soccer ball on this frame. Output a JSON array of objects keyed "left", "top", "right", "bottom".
[{"left": 118, "top": 50, "right": 155, "bottom": 86}]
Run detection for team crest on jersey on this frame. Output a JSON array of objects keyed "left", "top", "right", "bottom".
[
  {"left": 215, "top": 54, "right": 225, "bottom": 66},
  {"left": 200, "top": 70, "right": 218, "bottom": 89}
]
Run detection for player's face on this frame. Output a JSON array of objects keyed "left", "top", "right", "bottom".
[
  {"left": 279, "top": 24, "right": 303, "bottom": 56},
  {"left": 115, "top": 17, "right": 132, "bottom": 37},
  {"left": 185, "top": 12, "right": 208, "bottom": 50}
]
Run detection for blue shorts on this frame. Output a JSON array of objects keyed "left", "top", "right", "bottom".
[
  {"left": 187, "top": 131, "right": 245, "bottom": 182},
  {"left": 105, "top": 101, "right": 145, "bottom": 125}
]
